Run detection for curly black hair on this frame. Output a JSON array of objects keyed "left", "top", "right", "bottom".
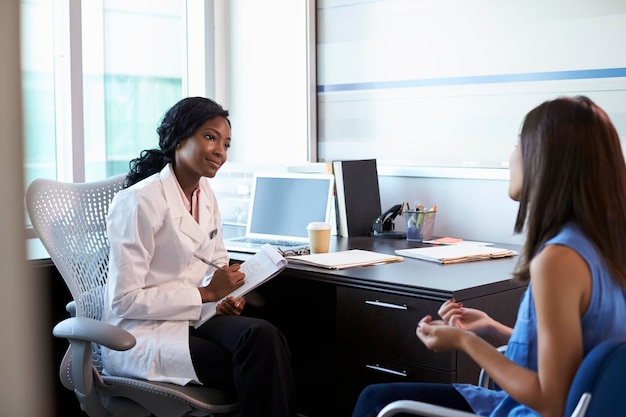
[{"left": 124, "top": 97, "right": 229, "bottom": 188}]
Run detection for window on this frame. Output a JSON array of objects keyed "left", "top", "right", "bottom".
[
  {"left": 220, "top": 0, "right": 311, "bottom": 165},
  {"left": 82, "top": 0, "right": 183, "bottom": 180},
  {"left": 21, "top": 0, "right": 310, "bottom": 234},
  {"left": 21, "top": 0, "right": 184, "bottom": 186},
  {"left": 21, "top": 0, "right": 57, "bottom": 185},
  {"left": 22, "top": 0, "right": 312, "bottom": 178},
  {"left": 316, "top": 0, "right": 626, "bottom": 177}
]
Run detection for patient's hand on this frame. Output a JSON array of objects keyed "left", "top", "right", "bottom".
[
  {"left": 438, "top": 298, "right": 512, "bottom": 346},
  {"left": 416, "top": 315, "right": 465, "bottom": 352},
  {"left": 438, "top": 298, "right": 494, "bottom": 337}
]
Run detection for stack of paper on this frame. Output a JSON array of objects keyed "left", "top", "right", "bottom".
[
  {"left": 286, "top": 249, "right": 403, "bottom": 269},
  {"left": 395, "top": 245, "right": 517, "bottom": 264}
]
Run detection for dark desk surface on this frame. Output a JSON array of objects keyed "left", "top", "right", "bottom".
[
  {"left": 29, "top": 235, "right": 525, "bottom": 307},
  {"left": 230, "top": 236, "right": 525, "bottom": 301},
  {"left": 30, "top": 235, "right": 525, "bottom": 417},
  {"left": 29, "top": 234, "right": 524, "bottom": 311},
  {"left": 233, "top": 236, "right": 525, "bottom": 416}
]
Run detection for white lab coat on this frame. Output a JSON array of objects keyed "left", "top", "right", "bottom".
[{"left": 102, "top": 164, "right": 228, "bottom": 385}]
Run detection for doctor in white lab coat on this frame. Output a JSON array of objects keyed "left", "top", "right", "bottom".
[{"left": 102, "top": 97, "right": 297, "bottom": 417}]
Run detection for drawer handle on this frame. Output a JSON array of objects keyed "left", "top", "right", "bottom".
[
  {"left": 365, "top": 300, "right": 408, "bottom": 310},
  {"left": 365, "top": 364, "right": 408, "bottom": 377}
]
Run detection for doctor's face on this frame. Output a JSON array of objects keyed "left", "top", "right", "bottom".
[{"left": 175, "top": 116, "right": 231, "bottom": 179}]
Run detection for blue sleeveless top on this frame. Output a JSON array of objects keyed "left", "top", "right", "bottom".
[{"left": 455, "top": 224, "right": 626, "bottom": 416}]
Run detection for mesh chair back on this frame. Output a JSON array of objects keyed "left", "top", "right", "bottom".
[{"left": 26, "top": 175, "right": 126, "bottom": 371}]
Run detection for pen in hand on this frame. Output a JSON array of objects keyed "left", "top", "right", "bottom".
[
  {"left": 194, "top": 253, "right": 224, "bottom": 271},
  {"left": 195, "top": 255, "right": 245, "bottom": 313}
]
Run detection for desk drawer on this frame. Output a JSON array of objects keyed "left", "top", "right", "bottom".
[
  {"left": 338, "top": 353, "right": 456, "bottom": 417},
  {"left": 337, "top": 287, "right": 454, "bottom": 371},
  {"left": 345, "top": 352, "right": 456, "bottom": 384}
]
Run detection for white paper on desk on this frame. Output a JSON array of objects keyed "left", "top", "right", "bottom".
[
  {"left": 285, "top": 249, "right": 403, "bottom": 270},
  {"left": 421, "top": 239, "right": 494, "bottom": 246},
  {"left": 395, "top": 245, "right": 517, "bottom": 264},
  {"left": 194, "top": 244, "right": 286, "bottom": 328}
]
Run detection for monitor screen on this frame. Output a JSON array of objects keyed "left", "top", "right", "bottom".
[{"left": 247, "top": 173, "right": 335, "bottom": 239}]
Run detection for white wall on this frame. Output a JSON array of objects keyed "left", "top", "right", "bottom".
[
  {"left": 312, "top": 0, "right": 623, "bottom": 246},
  {"left": 225, "top": 0, "right": 311, "bottom": 165},
  {"left": 380, "top": 175, "right": 525, "bottom": 245},
  {"left": 316, "top": 0, "right": 626, "bottom": 169},
  {"left": 1, "top": 0, "right": 53, "bottom": 415},
  {"left": 212, "top": 0, "right": 526, "bottom": 246}
]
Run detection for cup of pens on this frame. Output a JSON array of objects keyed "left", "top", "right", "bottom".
[{"left": 403, "top": 206, "right": 437, "bottom": 242}]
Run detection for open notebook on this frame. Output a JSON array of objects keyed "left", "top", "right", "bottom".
[
  {"left": 194, "top": 244, "right": 287, "bottom": 327},
  {"left": 224, "top": 172, "right": 335, "bottom": 253}
]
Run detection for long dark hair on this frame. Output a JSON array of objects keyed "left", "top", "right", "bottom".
[
  {"left": 124, "top": 97, "right": 230, "bottom": 188},
  {"left": 513, "top": 96, "right": 626, "bottom": 285}
]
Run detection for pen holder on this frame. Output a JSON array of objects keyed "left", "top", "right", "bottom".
[{"left": 404, "top": 209, "right": 436, "bottom": 242}]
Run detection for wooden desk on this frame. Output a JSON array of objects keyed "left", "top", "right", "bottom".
[
  {"left": 233, "top": 237, "right": 526, "bottom": 417},
  {"left": 31, "top": 236, "right": 525, "bottom": 417}
]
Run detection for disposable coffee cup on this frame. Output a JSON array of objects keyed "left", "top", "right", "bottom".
[{"left": 307, "top": 222, "right": 332, "bottom": 254}]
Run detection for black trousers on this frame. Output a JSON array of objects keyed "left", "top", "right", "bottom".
[{"left": 189, "top": 315, "right": 297, "bottom": 417}]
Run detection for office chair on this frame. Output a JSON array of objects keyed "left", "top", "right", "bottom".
[
  {"left": 26, "top": 175, "right": 240, "bottom": 417},
  {"left": 376, "top": 336, "right": 626, "bottom": 417}
]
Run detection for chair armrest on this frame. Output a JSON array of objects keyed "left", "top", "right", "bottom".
[
  {"left": 53, "top": 317, "right": 135, "bottom": 408},
  {"left": 66, "top": 300, "right": 76, "bottom": 317},
  {"left": 53, "top": 317, "right": 135, "bottom": 351},
  {"left": 478, "top": 344, "right": 507, "bottom": 389},
  {"left": 377, "top": 400, "right": 478, "bottom": 417}
]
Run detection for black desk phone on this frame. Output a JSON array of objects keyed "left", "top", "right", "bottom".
[{"left": 371, "top": 203, "right": 406, "bottom": 238}]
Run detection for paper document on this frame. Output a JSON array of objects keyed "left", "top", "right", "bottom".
[
  {"left": 194, "top": 244, "right": 286, "bottom": 328},
  {"left": 285, "top": 249, "right": 403, "bottom": 270},
  {"left": 425, "top": 237, "right": 464, "bottom": 245},
  {"left": 421, "top": 238, "right": 494, "bottom": 246},
  {"left": 395, "top": 245, "right": 517, "bottom": 264}
]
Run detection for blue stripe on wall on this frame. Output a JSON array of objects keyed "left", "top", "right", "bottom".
[{"left": 317, "top": 68, "right": 626, "bottom": 93}]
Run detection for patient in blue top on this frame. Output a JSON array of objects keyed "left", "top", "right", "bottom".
[{"left": 351, "top": 96, "right": 626, "bottom": 417}]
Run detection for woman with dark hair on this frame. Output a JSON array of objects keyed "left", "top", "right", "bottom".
[
  {"left": 351, "top": 96, "right": 626, "bottom": 417},
  {"left": 102, "top": 97, "right": 297, "bottom": 417}
]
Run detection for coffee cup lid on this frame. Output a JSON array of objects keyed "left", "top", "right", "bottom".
[{"left": 307, "top": 222, "right": 331, "bottom": 230}]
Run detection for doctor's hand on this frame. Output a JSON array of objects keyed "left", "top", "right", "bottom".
[
  {"left": 216, "top": 296, "right": 246, "bottom": 316},
  {"left": 198, "top": 264, "right": 245, "bottom": 303}
]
